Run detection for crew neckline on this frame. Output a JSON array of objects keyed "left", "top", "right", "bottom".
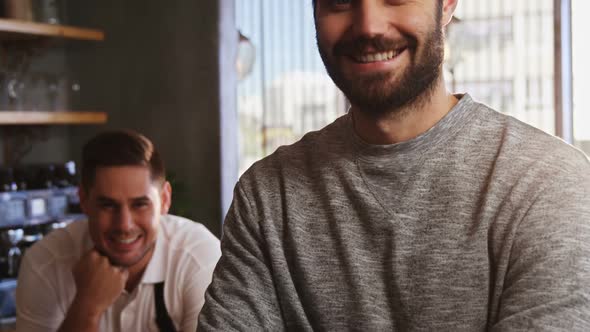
[{"left": 346, "top": 94, "right": 477, "bottom": 160}]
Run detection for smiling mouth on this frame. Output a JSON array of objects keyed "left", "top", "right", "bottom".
[
  {"left": 352, "top": 47, "right": 406, "bottom": 63},
  {"left": 111, "top": 234, "right": 142, "bottom": 245}
]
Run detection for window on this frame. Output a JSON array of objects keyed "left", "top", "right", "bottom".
[
  {"left": 236, "top": 1, "right": 347, "bottom": 175},
  {"left": 573, "top": 0, "right": 590, "bottom": 154},
  {"left": 449, "top": 0, "right": 555, "bottom": 135},
  {"left": 236, "top": 0, "right": 585, "bottom": 174}
]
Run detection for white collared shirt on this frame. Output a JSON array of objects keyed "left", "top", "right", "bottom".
[{"left": 16, "top": 214, "right": 221, "bottom": 332}]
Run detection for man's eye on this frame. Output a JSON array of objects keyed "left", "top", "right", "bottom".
[
  {"left": 332, "top": 0, "right": 351, "bottom": 5},
  {"left": 133, "top": 202, "right": 149, "bottom": 209},
  {"left": 99, "top": 203, "right": 115, "bottom": 209},
  {"left": 321, "top": 0, "right": 351, "bottom": 9}
]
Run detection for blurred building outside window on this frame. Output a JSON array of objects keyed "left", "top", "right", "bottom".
[
  {"left": 236, "top": 0, "right": 586, "bottom": 175},
  {"left": 235, "top": 0, "right": 347, "bottom": 175},
  {"left": 447, "top": 0, "right": 556, "bottom": 135}
]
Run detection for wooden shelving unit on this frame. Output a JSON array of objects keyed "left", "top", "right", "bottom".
[
  {"left": 0, "top": 18, "right": 104, "bottom": 41},
  {"left": 0, "top": 111, "right": 107, "bottom": 125},
  {"left": 0, "top": 19, "right": 106, "bottom": 127}
]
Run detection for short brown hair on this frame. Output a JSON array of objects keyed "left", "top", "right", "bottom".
[{"left": 81, "top": 130, "right": 165, "bottom": 190}]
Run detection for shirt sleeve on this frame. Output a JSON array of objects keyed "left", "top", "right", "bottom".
[
  {"left": 16, "top": 252, "right": 64, "bottom": 332},
  {"left": 197, "top": 182, "right": 284, "bottom": 331},
  {"left": 492, "top": 169, "right": 590, "bottom": 331},
  {"left": 179, "top": 233, "right": 221, "bottom": 332}
]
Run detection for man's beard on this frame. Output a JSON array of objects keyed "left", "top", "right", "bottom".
[
  {"left": 317, "top": 20, "right": 445, "bottom": 117},
  {"left": 97, "top": 240, "right": 155, "bottom": 268}
]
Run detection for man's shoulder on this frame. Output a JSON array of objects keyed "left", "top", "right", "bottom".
[
  {"left": 160, "top": 214, "right": 217, "bottom": 239},
  {"left": 502, "top": 113, "right": 588, "bottom": 175},
  {"left": 240, "top": 114, "right": 351, "bottom": 188},
  {"left": 159, "top": 215, "right": 220, "bottom": 261},
  {"left": 23, "top": 220, "right": 89, "bottom": 271},
  {"left": 250, "top": 115, "right": 349, "bottom": 167},
  {"left": 468, "top": 100, "right": 590, "bottom": 177}
]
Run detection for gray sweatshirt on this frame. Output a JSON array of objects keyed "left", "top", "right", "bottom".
[{"left": 198, "top": 95, "right": 590, "bottom": 331}]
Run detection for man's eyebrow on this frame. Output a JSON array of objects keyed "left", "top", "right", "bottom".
[
  {"left": 96, "top": 196, "right": 152, "bottom": 207},
  {"left": 131, "top": 196, "right": 152, "bottom": 203},
  {"left": 96, "top": 196, "right": 117, "bottom": 203}
]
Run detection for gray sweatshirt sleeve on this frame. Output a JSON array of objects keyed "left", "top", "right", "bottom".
[
  {"left": 197, "top": 183, "right": 284, "bottom": 331},
  {"left": 492, "top": 166, "right": 590, "bottom": 331}
]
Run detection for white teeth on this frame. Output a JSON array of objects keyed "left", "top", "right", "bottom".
[
  {"left": 357, "top": 50, "right": 400, "bottom": 63},
  {"left": 114, "top": 236, "right": 139, "bottom": 244}
]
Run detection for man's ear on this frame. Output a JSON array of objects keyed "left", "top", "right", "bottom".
[
  {"left": 441, "top": 0, "right": 459, "bottom": 27},
  {"left": 160, "top": 181, "right": 172, "bottom": 215}
]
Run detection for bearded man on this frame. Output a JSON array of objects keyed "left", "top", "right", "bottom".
[{"left": 198, "top": 0, "right": 590, "bottom": 330}]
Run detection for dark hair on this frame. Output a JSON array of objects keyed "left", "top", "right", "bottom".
[{"left": 81, "top": 130, "right": 165, "bottom": 190}]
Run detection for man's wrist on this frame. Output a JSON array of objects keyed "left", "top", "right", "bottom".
[
  {"left": 70, "top": 295, "right": 104, "bottom": 322},
  {"left": 58, "top": 295, "right": 103, "bottom": 332}
]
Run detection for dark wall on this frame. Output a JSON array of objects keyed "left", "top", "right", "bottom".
[{"left": 65, "top": 0, "right": 237, "bottom": 237}]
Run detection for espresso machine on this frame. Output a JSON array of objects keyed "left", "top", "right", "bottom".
[{"left": 0, "top": 161, "right": 84, "bottom": 327}]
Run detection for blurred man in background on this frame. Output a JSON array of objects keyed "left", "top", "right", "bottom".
[{"left": 17, "top": 130, "right": 221, "bottom": 332}]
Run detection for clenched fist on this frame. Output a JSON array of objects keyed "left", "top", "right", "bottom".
[{"left": 71, "top": 249, "right": 129, "bottom": 318}]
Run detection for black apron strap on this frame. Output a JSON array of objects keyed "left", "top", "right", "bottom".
[{"left": 154, "top": 281, "right": 177, "bottom": 332}]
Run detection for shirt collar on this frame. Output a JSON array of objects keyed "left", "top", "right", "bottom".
[{"left": 140, "top": 216, "right": 169, "bottom": 284}]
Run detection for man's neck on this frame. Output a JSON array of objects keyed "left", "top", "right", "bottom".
[
  {"left": 351, "top": 79, "right": 458, "bottom": 145},
  {"left": 124, "top": 246, "right": 155, "bottom": 292}
]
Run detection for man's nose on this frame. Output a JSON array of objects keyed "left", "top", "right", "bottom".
[
  {"left": 115, "top": 206, "right": 134, "bottom": 230},
  {"left": 352, "top": 1, "right": 388, "bottom": 38}
]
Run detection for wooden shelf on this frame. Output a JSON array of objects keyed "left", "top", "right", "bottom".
[
  {"left": 0, "top": 111, "right": 107, "bottom": 125},
  {"left": 0, "top": 18, "right": 104, "bottom": 41}
]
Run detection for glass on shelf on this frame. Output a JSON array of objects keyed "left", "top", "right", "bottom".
[
  {"left": 22, "top": 71, "right": 45, "bottom": 111},
  {"left": 32, "top": 0, "right": 65, "bottom": 25},
  {"left": 0, "top": 69, "right": 83, "bottom": 112},
  {"left": 45, "top": 72, "right": 60, "bottom": 111},
  {"left": 5, "top": 71, "right": 26, "bottom": 111},
  {"left": 55, "top": 73, "right": 82, "bottom": 111}
]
